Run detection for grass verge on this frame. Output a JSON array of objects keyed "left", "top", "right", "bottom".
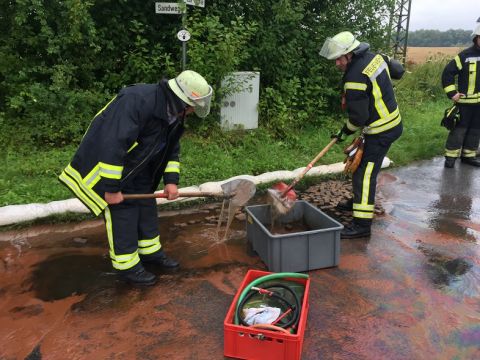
[{"left": 1, "top": 99, "right": 449, "bottom": 209}]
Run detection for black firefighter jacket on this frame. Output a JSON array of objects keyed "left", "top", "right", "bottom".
[
  {"left": 59, "top": 80, "right": 185, "bottom": 216},
  {"left": 442, "top": 44, "right": 480, "bottom": 104},
  {"left": 342, "top": 43, "right": 402, "bottom": 135}
]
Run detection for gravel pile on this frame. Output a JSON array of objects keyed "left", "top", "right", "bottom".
[{"left": 299, "top": 179, "right": 385, "bottom": 225}]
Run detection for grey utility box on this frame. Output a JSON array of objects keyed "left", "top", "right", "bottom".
[
  {"left": 220, "top": 71, "right": 260, "bottom": 130},
  {"left": 245, "top": 201, "right": 343, "bottom": 273}
]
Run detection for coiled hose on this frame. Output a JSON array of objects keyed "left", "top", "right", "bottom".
[
  {"left": 234, "top": 272, "right": 309, "bottom": 325},
  {"left": 236, "top": 283, "right": 300, "bottom": 329}
]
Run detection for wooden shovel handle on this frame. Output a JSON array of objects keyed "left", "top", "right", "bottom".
[
  {"left": 281, "top": 137, "right": 337, "bottom": 196},
  {"left": 123, "top": 191, "right": 225, "bottom": 200}
]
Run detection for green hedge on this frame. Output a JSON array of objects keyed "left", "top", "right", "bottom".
[{"left": 0, "top": 0, "right": 395, "bottom": 147}]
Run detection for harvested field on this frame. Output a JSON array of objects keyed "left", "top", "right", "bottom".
[{"left": 407, "top": 47, "right": 463, "bottom": 64}]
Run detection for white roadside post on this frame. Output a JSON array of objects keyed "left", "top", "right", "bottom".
[{"left": 155, "top": 1, "right": 205, "bottom": 71}]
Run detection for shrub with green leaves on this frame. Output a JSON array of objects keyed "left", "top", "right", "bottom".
[{"left": 0, "top": 0, "right": 395, "bottom": 147}]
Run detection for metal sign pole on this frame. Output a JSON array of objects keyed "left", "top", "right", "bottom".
[
  {"left": 182, "top": 9, "right": 187, "bottom": 70},
  {"left": 156, "top": 1, "right": 203, "bottom": 71}
]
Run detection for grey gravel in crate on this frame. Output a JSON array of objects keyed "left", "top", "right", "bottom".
[{"left": 245, "top": 200, "right": 343, "bottom": 272}]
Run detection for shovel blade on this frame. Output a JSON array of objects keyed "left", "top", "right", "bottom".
[
  {"left": 220, "top": 179, "right": 256, "bottom": 207},
  {"left": 271, "top": 182, "right": 297, "bottom": 202}
]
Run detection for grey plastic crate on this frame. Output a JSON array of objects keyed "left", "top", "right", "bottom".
[{"left": 245, "top": 200, "right": 343, "bottom": 272}]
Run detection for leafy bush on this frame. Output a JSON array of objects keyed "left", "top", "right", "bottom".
[{"left": 0, "top": 0, "right": 394, "bottom": 147}]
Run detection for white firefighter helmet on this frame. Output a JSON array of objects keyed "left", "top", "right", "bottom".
[
  {"left": 472, "top": 23, "right": 480, "bottom": 38},
  {"left": 319, "top": 31, "right": 360, "bottom": 60},
  {"left": 168, "top": 70, "right": 213, "bottom": 118}
]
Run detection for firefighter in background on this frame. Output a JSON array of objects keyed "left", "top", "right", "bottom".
[
  {"left": 59, "top": 70, "right": 213, "bottom": 286},
  {"left": 319, "top": 31, "right": 404, "bottom": 239},
  {"left": 441, "top": 22, "right": 480, "bottom": 168}
]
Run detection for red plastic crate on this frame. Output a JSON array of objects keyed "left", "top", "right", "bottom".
[{"left": 224, "top": 269, "right": 310, "bottom": 360}]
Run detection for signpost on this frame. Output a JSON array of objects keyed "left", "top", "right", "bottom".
[
  {"left": 177, "top": 29, "right": 191, "bottom": 42},
  {"left": 155, "top": 1, "right": 205, "bottom": 70},
  {"left": 155, "top": 2, "right": 183, "bottom": 14}
]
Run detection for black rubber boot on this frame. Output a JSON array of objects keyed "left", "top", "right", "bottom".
[
  {"left": 341, "top": 222, "right": 371, "bottom": 239},
  {"left": 444, "top": 157, "right": 456, "bottom": 168},
  {"left": 119, "top": 266, "right": 157, "bottom": 286},
  {"left": 142, "top": 251, "right": 179, "bottom": 269},
  {"left": 461, "top": 157, "right": 480, "bottom": 167},
  {"left": 336, "top": 198, "right": 353, "bottom": 211}
]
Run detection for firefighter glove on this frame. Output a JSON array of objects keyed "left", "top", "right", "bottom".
[
  {"left": 331, "top": 125, "right": 353, "bottom": 143},
  {"left": 440, "top": 105, "right": 459, "bottom": 131},
  {"left": 331, "top": 129, "right": 346, "bottom": 143}
]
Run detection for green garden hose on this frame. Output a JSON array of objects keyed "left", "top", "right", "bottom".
[
  {"left": 234, "top": 272, "right": 309, "bottom": 324},
  {"left": 236, "top": 283, "right": 300, "bottom": 329}
]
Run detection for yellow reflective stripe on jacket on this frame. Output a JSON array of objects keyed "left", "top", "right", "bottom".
[
  {"left": 368, "top": 107, "right": 399, "bottom": 128},
  {"left": 100, "top": 163, "right": 123, "bottom": 179},
  {"left": 467, "top": 60, "right": 477, "bottom": 95},
  {"left": 361, "top": 56, "right": 390, "bottom": 121},
  {"left": 59, "top": 171, "right": 103, "bottom": 215},
  {"left": 63, "top": 164, "right": 107, "bottom": 211},
  {"left": 444, "top": 84, "right": 456, "bottom": 93},
  {"left": 138, "top": 235, "right": 162, "bottom": 255},
  {"left": 165, "top": 161, "right": 180, "bottom": 173},
  {"left": 457, "top": 95, "right": 480, "bottom": 104},
  {"left": 365, "top": 115, "right": 401, "bottom": 135},
  {"left": 364, "top": 107, "right": 401, "bottom": 135},
  {"left": 95, "top": 96, "right": 117, "bottom": 118},
  {"left": 454, "top": 55, "right": 462, "bottom": 71},
  {"left": 344, "top": 82, "right": 367, "bottom": 91},
  {"left": 445, "top": 148, "right": 461, "bottom": 157},
  {"left": 84, "top": 162, "right": 123, "bottom": 188},
  {"left": 371, "top": 79, "right": 390, "bottom": 120},
  {"left": 127, "top": 141, "right": 138, "bottom": 153}
]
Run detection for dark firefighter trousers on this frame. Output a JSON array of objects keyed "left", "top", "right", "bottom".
[
  {"left": 352, "top": 124, "right": 403, "bottom": 226},
  {"left": 102, "top": 175, "right": 164, "bottom": 272},
  {"left": 445, "top": 104, "right": 480, "bottom": 159}
]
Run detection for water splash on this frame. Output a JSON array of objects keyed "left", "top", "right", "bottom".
[{"left": 215, "top": 199, "right": 238, "bottom": 242}]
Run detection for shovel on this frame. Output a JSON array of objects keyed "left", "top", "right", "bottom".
[
  {"left": 123, "top": 178, "right": 256, "bottom": 207},
  {"left": 268, "top": 137, "right": 338, "bottom": 214}
]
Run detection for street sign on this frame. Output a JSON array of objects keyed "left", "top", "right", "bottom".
[
  {"left": 155, "top": 2, "right": 184, "bottom": 14},
  {"left": 185, "top": 0, "right": 205, "bottom": 7},
  {"left": 177, "top": 29, "right": 191, "bottom": 42}
]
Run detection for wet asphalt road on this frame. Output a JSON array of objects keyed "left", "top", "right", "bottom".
[{"left": 0, "top": 156, "right": 479, "bottom": 360}]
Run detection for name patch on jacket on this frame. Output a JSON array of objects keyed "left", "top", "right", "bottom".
[{"left": 362, "top": 55, "right": 384, "bottom": 78}]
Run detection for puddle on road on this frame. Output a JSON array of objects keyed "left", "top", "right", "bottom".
[
  {"left": 417, "top": 244, "right": 479, "bottom": 296},
  {"left": 30, "top": 254, "right": 113, "bottom": 301},
  {"left": 0, "top": 201, "right": 262, "bottom": 305}
]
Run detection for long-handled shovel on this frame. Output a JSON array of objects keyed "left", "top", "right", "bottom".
[
  {"left": 268, "top": 137, "right": 338, "bottom": 214},
  {"left": 123, "top": 178, "right": 256, "bottom": 207}
]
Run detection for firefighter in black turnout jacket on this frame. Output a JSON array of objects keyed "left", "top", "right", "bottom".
[
  {"left": 441, "top": 23, "right": 480, "bottom": 168},
  {"left": 59, "top": 70, "right": 213, "bottom": 285},
  {"left": 320, "top": 31, "right": 404, "bottom": 239}
]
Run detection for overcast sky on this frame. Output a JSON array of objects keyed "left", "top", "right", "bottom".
[{"left": 409, "top": 0, "right": 480, "bottom": 31}]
